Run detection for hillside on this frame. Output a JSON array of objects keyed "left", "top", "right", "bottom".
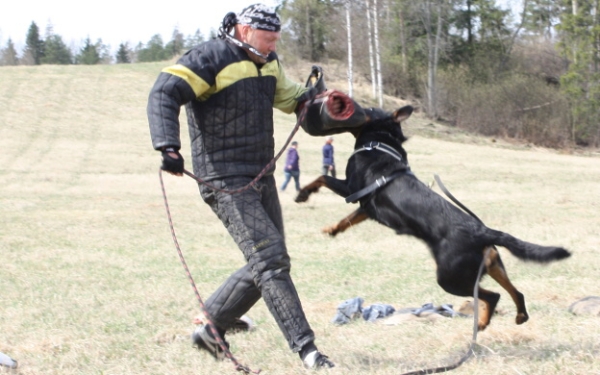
[{"left": 284, "top": 59, "right": 600, "bottom": 157}]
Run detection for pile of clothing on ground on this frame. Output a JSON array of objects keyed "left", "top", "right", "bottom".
[{"left": 331, "top": 297, "right": 470, "bottom": 325}]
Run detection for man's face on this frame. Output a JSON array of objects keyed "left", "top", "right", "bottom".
[{"left": 242, "top": 25, "right": 280, "bottom": 61}]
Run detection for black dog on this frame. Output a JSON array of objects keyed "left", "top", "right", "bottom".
[{"left": 295, "top": 105, "right": 571, "bottom": 330}]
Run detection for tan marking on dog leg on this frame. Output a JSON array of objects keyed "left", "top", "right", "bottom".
[
  {"left": 476, "top": 286, "right": 501, "bottom": 331},
  {"left": 475, "top": 296, "right": 490, "bottom": 331},
  {"left": 295, "top": 176, "right": 328, "bottom": 202},
  {"left": 485, "top": 246, "right": 529, "bottom": 325},
  {"left": 322, "top": 209, "right": 369, "bottom": 236}
]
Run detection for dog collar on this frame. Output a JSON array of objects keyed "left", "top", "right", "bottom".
[{"left": 351, "top": 141, "right": 405, "bottom": 164}]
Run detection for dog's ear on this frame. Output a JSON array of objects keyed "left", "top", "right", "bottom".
[{"left": 393, "top": 105, "right": 414, "bottom": 123}]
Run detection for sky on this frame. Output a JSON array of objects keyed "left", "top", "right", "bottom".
[{"left": 0, "top": 0, "right": 279, "bottom": 55}]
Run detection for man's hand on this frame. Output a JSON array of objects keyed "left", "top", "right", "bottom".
[{"left": 161, "top": 147, "right": 184, "bottom": 176}]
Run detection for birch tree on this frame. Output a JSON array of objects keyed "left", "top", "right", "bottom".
[
  {"left": 365, "top": 0, "right": 377, "bottom": 98},
  {"left": 345, "top": 0, "right": 354, "bottom": 97},
  {"left": 373, "top": 0, "right": 384, "bottom": 106},
  {"left": 418, "top": 0, "right": 446, "bottom": 118},
  {"left": 24, "top": 22, "right": 44, "bottom": 65}
]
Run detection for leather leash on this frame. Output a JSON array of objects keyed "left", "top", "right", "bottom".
[
  {"left": 159, "top": 168, "right": 260, "bottom": 374},
  {"left": 181, "top": 110, "right": 304, "bottom": 194},
  {"left": 397, "top": 176, "right": 491, "bottom": 374},
  {"left": 156, "top": 108, "right": 309, "bottom": 373}
]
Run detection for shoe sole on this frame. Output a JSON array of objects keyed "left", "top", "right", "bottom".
[{"left": 192, "top": 328, "right": 227, "bottom": 360}]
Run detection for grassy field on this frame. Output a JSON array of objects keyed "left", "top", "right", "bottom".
[{"left": 0, "top": 62, "right": 599, "bottom": 375}]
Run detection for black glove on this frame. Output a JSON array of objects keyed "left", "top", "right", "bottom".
[{"left": 161, "top": 148, "right": 184, "bottom": 175}]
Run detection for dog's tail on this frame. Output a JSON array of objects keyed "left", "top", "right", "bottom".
[{"left": 489, "top": 229, "right": 571, "bottom": 262}]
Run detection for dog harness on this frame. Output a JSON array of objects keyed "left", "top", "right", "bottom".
[{"left": 345, "top": 141, "right": 411, "bottom": 203}]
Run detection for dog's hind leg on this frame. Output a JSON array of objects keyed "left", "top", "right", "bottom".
[
  {"left": 475, "top": 287, "right": 501, "bottom": 331},
  {"left": 485, "top": 246, "right": 529, "bottom": 326},
  {"left": 322, "top": 207, "right": 369, "bottom": 236},
  {"left": 437, "top": 264, "right": 498, "bottom": 331}
]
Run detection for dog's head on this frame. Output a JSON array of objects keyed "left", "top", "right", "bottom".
[{"left": 353, "top": 105, "right": 414, "bottom": 145}]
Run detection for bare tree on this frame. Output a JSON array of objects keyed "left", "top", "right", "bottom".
[
  {"left": 365, "top": 0, "right": 377, "bottom": 98},
  {"left": 398, "top": 3, "right": 408, "bottom": 74},
  {"left": 0, "top": 39, "right": 19, "bottom": 66},
  {"left": 419, "top": 0, "right": 446, "bottom": 118},
  {"left": 345, "top": 0, "right": 354, "bottom": 97},
  {"left": 373, "top": 0, "right": 384, "bottom": 106}
]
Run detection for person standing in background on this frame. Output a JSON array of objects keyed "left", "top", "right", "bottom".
[
  {"left": 322, "top": 136, "right": 335, "bottom": 178},
  {"left": 280, "top": 141, "right": 300, "bottom": 192}
]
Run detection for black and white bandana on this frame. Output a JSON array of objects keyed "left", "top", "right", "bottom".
[{"left": 237, "top": 3, "right": 281, "bottom": 32}]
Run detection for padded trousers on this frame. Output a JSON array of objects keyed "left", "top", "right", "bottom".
[{"left": 199, "top": 175, "right": 315, "bottom": 352}]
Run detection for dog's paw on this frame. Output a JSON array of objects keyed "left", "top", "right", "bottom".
[
  {"left": 295, "top": 189, "right": 316, "bottom": 203},
  {"left": 515, "top": 312, "right": 529, "bottom": 325},
  {"left": 321, "top": 226, "right": 338, "bottom": 237},
  {"left": 294, "top": 192, "right": 309, "bottom": 203}
]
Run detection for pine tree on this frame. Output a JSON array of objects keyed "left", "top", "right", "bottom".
[
  {"left": 0, "top": 38, "right": 19, "bottom": 66},
  {"left": 523, "top": 0, "right": 562, "bottom": 38},
  {"left": 280, "top": 0, "right": 333, "bottom": 61},
  {"left": 41, "top": 34, "right": 73, "bottom": 64},
  {"left": 24, "top": 21, "right": 44, "bottom": 65},
  {"left": 116, "top": 43, "right": 131, "bottom": 63},
  {"left": 137, "top": 34, "right": 169, "bottom": 62},
  {"left": 76, "top": 37, "right": 100, "bottom": 64}
]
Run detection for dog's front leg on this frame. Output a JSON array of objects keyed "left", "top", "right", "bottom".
[
  {"left": 295, "top": 176, "right": 327, "bottom": 202},
  {"left": 295, "top": 175, "right": 350, "bottom": 203},
  {"left": 323, "top": 207, "right": 369, "bottom": 236}
]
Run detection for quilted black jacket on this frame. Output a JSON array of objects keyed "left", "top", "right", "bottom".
[{"left": 147, "top": 39, "right": 306, "bottom": 181}]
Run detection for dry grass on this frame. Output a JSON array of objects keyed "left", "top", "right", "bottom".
[{"left": 0, "top": 62, "right": 599, "bottom": 375}]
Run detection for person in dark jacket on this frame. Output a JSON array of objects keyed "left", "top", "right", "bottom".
[
  {"left": 147, "top": 3, "right": 334, "bottom": 370},
  {"left": 280, "top": 141, "right": 300, "bottom": 192},
  {"left": 322, "top": 136, "right": 336, "bottom": 178}
]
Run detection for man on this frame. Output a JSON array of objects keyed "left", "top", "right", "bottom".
[
  {"left": 322, "top": 136, "right": 336, "bottom": 178},
  {"left": 280, "top": 141, "right": 300, "bottom": 192},
  {"left": 147, "top": 3, "right": 334, "bottom": 370}
]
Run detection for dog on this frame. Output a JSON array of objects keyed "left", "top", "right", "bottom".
[{"left": 295, "top": 105, "right": 571, "bottom": 330}]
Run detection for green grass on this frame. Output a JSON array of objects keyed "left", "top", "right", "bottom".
[{"left": 1, "top": 63, "right": 599, "bottom": 374}]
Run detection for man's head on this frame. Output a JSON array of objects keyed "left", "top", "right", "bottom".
[
  {"left": 291, "top": 141, "right": 298, "bottom": 148},
  {"left": 231, "top": 4, "right": 282, "bottom": 63},
  {"left": 326, "top": 136, "right": 334, "bottom": 144},
  {"left": 237, "top": 3, "right": 281, "bottom": 32}
]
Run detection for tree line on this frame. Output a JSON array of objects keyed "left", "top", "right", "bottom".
[
  {"left": 284, "top": 0, "right": 598, "bottom": 148},
  {"left": 0, "top": 22, "right": 208, "bottom": 65},
  {"left": 1, "top": 0, "right": 598, "bottom": 148}
]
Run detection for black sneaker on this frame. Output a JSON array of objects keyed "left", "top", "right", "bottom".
[
  {"left": 303, "top": 350, "right": 335, "bottom": 369},
  {"left": 192, "top": 325, "right": 229, "bottom": 360}
]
